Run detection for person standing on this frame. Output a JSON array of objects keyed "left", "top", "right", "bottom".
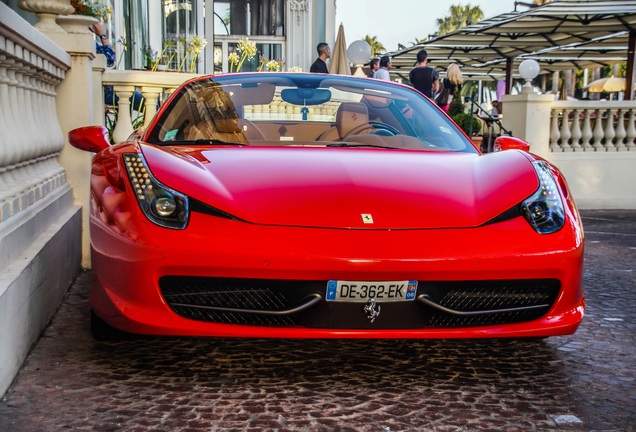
[
  {"left": 491, "top": 100, "right": 501, "bottom": 117},
  {"left": 368, "top": 57, "right": 380, "bottom": 78},
  {"left": 409, "top": 49, "right": 439, "bottom": 99},
  {"left": 436, "top": 63, "right": 464, "bottom": 112},
  {"left": 374, "top": 56, "right": 392, "bottom": 81},
  {"left": 310, "top": 42, "right": 330, "bottom": 73}
]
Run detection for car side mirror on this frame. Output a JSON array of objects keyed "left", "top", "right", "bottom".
[
  {"left": 68, "top": 126, "right": 110, "bottom": 153},
  {"left": 493, "top": 135, "right": 530, "bottom": 152}
]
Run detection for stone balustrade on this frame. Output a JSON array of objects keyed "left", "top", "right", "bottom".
[
  {"left": 550, "top": 100, "right": 636, "bottom": 153},
  {"left": 0, "top": 6, "right": 71, "bottom": 222},
  {"left": 244, "top": 98, "right": 340, "bottom": 122},
  {"left": 101, "top": 69, "right": 199, "bottom": 142}
]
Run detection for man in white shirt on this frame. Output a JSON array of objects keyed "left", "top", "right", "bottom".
[{"left": 374, "top": 56, "right": 392, "bottom": 81}]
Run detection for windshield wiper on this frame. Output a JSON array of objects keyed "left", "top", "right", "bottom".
[{"left": 326, "top": 142, "right": 396, "bottom": 150}]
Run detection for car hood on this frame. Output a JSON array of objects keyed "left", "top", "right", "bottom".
[{"left": 141, "top": 145, "right": 539, "bottom": 229}]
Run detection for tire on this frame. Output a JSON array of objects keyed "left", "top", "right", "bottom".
[{"left": 91, "top": 310, "right": 133, "bottom": 341}]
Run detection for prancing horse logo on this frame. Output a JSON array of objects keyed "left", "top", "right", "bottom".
[{"left": 364, "top": 299, "right": 381, "bottom": 322}]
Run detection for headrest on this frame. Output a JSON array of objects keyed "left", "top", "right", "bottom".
[{"left": 336, "top": 102, "right": 369, "bottom": 137}]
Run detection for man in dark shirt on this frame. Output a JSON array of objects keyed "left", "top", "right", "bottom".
[
  {"left": 409, "top": 49, "right": 439, "bottom": 99},
  {"left": 369, "top": 57, "right": 380, "bottom": 77},
  {"left": 310, "top": 42, "right": 330, "bottom": 73}
]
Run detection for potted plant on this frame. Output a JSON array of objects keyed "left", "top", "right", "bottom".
[
  {"left": 152, "top": 38, "right": 176, "bottom": 71},
  {"left": 58, "top": 0, "right": 111, "bottom": 34},
  {"left": 448, "top": 88, "right": 483, "bottom": 147},
  {"left": 70, "top": 0, "right": 110, "bottom": 21}
]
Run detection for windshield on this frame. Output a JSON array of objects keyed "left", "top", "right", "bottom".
[{"left": 146, "top": 73, "right": 478, "bottom": 153}]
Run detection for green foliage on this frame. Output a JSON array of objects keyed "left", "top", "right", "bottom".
[
  {"left": 436, "top": 4, "right": 484, "bottom": 35},
  {"left": 453, "top": 113, "right": 482, "bottom": 136},
  {"left": 446, "top": 87, "right": 481, "bottom": 136},
  {"left": 601, "top": 62, "right": 627, "bottom": 79},
  {"left": 104, "top": 99, "right": 146, "bottom": 144},
  {"left": 364, "top": 35, "right": 385, "bottom": 57},
  {"left": 448, "top": 88, "right": 464, "bottom": 118}
]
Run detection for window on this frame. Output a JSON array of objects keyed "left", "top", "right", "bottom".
[{"left": 213, "top": 0, "right": 285, "bottom": 37}]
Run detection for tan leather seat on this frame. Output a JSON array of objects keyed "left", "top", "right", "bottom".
[
  {"left": 318, "top": 102, "right": 375, "bottom": 141},
  {"left": 238, "top": 118, "right": 267, "bottom": 141}
]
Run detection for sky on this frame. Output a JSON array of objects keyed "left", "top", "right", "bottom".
[{"left": 334, "top": 0, "right": 520, "bottom": 53}]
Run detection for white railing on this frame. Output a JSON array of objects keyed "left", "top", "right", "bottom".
[
  {"left": 245, "top": 98, "right": 339, "bottom": 122},
  {"left": 101, "top": 69, "right": 199, "bottom": 142},
  {"left": 550, "top": 100, "right": 636, "bottom": 153}
]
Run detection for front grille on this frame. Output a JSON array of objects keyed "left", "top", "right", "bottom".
[
  {"left": 160, "top": 276, "right": 322, "bottom": 326},
  {"left": 423, "top": 280, "right": 560, "bottom": 327},
  {"left": 159, "top": 276, "right": 560, "bottom": 329}
]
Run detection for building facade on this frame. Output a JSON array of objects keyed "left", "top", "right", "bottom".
[{"left": 3, "top": 0, "right": 336, "bottom": 73}]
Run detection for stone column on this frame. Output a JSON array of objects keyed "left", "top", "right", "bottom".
[
  {"left": 287, "top": 0, "right": 311, "bottom": 71},
  {"left": 501, "top": 92, "right": 555, "bottom": 159}
]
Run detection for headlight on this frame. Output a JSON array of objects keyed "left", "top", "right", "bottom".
[
  {"left": 123, "top": 153, "right": 189, "bottom": 229},
  {"left": 521, "top": 161, "right": 564, "bottom": 234}
]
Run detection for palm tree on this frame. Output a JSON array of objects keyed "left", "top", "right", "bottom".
[
  {"left": 364, "top": 35, "right": 385, "bottom": 57},
  {"left": 435, "top": 4, "right": 484, "bottom": 35}
]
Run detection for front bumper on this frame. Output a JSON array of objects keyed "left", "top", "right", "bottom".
[{"left": 89, "top": 211, "right": 584, "bottom": 338}]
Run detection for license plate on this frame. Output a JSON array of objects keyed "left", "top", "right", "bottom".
[{"left": 325, "top": 280, "right": 417, "bottom": 302}]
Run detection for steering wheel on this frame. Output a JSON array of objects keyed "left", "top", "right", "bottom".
[{"left": 369, "top": 121, "right": 401, "bottom": 136}]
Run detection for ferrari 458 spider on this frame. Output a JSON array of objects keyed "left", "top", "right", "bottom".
[{"left": 68, "top": 73, "right": 584, "bottom": 340}]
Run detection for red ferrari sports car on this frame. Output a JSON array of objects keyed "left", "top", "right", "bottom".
[{"left": 68, "top": 73, "right": 584, "bottom": 340}]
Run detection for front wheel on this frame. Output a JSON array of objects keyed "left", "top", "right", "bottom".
[{"left": 91, "top": 310, "right": 134, "bottom": 341}]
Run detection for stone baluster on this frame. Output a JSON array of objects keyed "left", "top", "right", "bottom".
[
  {"left": 592, "top": 109, "right": 605, "bottom": 151},
  {"left": 111, "top": 86, "right": 135, "bottom": 143},
  {"left": 549, "top": 109, "right": 561, "bottom": 151},
  {"left": 614, "top": 109, "right": 627, "bottom": 151},
  {"left": 253, "top": 104, "right": 262, "bottom": 120},
  {"left": 5, "top": 58, "right": 26, "bottom": 166},
  {"left": 0, "top": 57, "right": 17, "bottom": 205},
  {"left": 141, "top": 86, "right": 162, "bottom": 128},
  {"left": 0, "top": 57, "right": 18, "bottom": 167},
  {"left": 580, "top": 108, "right": 594, "bottom": 151},
  {"left": 626, "top": 109, "right": 636, "bottom": 151},
  {"left": 14, "top": 63, "right": 41, "bottom": 195},
  {"left": 17, "top": 63, "right": 40, "bottom": 162},
  {"left": 604, "top": 108, "right": 617, "bottom": 151},
  {"left": 28, "top": 69, "right": 47, "bottom": 154},
  {"left": 42, "top": 72, "right": 65, "bottom": 154},
  {"left": 570, "top": 109, "right": 582, "bottom": 151},
  {"left": 8, "top": 60, "right": 38, "bottom": 204},
  {"left": 560, "top": 109, "right": 572, "bottom": 152}
]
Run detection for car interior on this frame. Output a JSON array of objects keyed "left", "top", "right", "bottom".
[{"left": 148, "top": 76, "right": 476, "bottom": 153}]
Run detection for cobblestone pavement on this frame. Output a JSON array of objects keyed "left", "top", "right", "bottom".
[{"left": 0, "top": 210, "right": 634, "bottom": 432}]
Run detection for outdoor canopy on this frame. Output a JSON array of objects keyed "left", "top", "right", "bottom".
[{"left": 385, "top": 0, "right": 636, "bottom": 97}]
